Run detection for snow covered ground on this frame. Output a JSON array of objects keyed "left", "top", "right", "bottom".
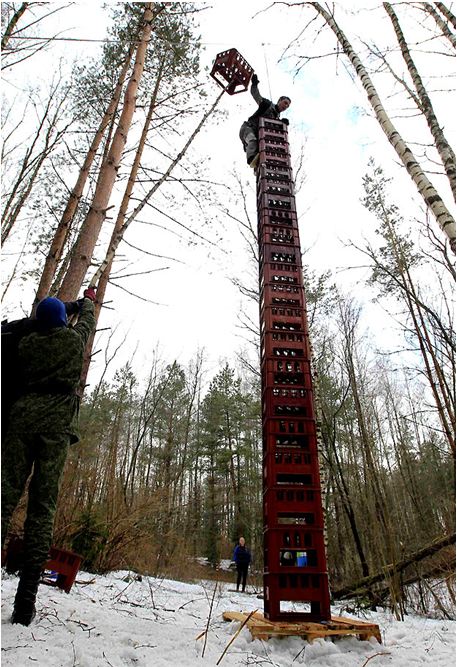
[{"left": 1, "top": 570, "right": 455, "bottom": 666}]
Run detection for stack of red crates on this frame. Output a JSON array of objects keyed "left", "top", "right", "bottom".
[{"left": 257, "top": 118, "right": 331, "bottom": 621}]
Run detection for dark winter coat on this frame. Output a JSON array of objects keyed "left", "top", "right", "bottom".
[
  {"left": 6, "top": 298, "right": 95, "bottom": 444},
  {"left": 233, "top": 544, "right": 251, "bottom": 566}
]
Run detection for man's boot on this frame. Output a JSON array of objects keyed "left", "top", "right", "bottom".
[{"left": 11, "top": 567, "right": 41, "bottom": 626}]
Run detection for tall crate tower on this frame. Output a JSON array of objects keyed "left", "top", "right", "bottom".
[{"left": 257, "top": 117, "right": 331, "bottom": 621}]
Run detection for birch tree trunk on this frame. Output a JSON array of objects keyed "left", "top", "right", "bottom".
[
  {"left": 434, "top": 2, "right": 456, "bottom": 28},
  {"left": 32, "top": 45, "right": 135, "bottom": 310},
  {"left": 57, "top": 3, "right": 155, "bottom": 302},
  {"left": 307, "top": 2, "right": 456, "bottom": 251},
  {"left": 383, "top": 2, "right": 455, "bottom": 199},
  {"left": 421, "top": 2, "right": 456, "bottom": 47}
]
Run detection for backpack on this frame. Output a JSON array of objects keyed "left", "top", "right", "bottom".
[{"left": 1, "top": 317, "right": 40, "bottom": 437}]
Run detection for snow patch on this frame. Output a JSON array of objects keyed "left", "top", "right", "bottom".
[{"left": 1, "top": 571, "right": 455, "bottom": 666}]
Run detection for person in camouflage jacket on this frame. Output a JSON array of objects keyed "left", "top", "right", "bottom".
[
  {"left": 1, "top": 289, "right": 96, "bottom": 626},
  {"left": 239, "top": 73, "right": 291, "bottom": 167},
  {"left": 1, "top": 298, "right": 89, "bottom": 440}
]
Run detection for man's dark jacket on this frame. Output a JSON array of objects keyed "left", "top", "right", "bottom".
[
  {"left": 246, "top": 82, "right": 281, "bottom": 132},
  {"left": 233, "top": 544, "right": 251, "bottom": 565}
]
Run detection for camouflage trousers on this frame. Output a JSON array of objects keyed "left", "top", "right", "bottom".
[
  {"left": 1, "top": 431, "right": 69, "bottom": 570},
  {"left": 239, "top": 122, "right": 258, "bottom": 163}
]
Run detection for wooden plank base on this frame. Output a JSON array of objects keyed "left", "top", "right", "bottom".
[{"left": 223, "top": 611, "right": 382, "bottom": 644}]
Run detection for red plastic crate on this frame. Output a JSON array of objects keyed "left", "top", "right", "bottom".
[
  {"left": 210, "top": 48, "right": 253, "bottom": 95},
  {"left": 2, "top": 538, "right": 82, "bottom": 593},
  {"left": 45, "top": 546, "right": 82, "bottom": 593}
]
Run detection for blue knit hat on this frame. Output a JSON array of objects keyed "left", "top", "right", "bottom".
[{"left": 36, "top": 297, "right": 67, "bottom": 328}]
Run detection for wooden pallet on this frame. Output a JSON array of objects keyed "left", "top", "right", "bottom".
[{"left": 223, "top": 611, "right": 382, "bottom": 643}]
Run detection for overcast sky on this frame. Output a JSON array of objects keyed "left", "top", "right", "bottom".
[{"left": 2, "top": 2, "right": 454, "bottom": 387}]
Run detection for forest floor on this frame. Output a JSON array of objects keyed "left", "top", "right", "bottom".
[{"left": 1, "top": 568, "right": 455, "bottom": 666}]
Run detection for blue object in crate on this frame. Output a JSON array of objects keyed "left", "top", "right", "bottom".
[{"left": 296, "top": 551, "right": 307, "bottom": 567}]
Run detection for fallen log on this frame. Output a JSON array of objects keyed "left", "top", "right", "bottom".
[
  {"left": 332, "top": 532, "right": 455, "bottom": 600},
  {"left": 342, "top": 564, "right": 454, "bottom": 606}
]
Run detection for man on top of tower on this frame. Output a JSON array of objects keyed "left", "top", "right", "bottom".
[{"left": 239, "top": 73, "right": 291, "bottom": 168}]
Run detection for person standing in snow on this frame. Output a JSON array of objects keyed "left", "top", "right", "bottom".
[
  {"left": 239, "top": 73, "right": 291, "bottom": 168},
  {"left": 1, "top": 289, "right": 96, "bottom": 626},
  {"left": 233, "top": 536, "right": 251, "bottom": 592}
]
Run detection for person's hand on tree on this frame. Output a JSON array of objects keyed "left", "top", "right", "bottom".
[{"left": 83, "top": 287, "right": 97, "bottom": 302}]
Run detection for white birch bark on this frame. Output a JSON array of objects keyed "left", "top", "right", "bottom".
[
  {"left": 384, "top": 2, "right": 455, "bottom": 199},
  {"left": 421, "top": 2, "right": 456, "bottom": 47},
  {"left": 435, "top": 2, "right": 456, "bottom": 28},
  {"left": 308, "top": 2, "right": 456, "bottom": 252}
]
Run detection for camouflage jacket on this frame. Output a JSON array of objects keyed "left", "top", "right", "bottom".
[{"left": 7, "top": 298, "right": 96, "bottom": 444}]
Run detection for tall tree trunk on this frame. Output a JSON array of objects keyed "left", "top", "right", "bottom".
[
  {"left": 76, "top": 85, "right": 225, "bottom": 392},
  {"left": 224, "top": 411, "right": 242, "bottom": 532},
  {"left": 177, "top": 357, "right": 202, "bottom": 514},
  {"left": 384, "top": 2, "right": 455, "bottom": 199},
  {"left": 78, "top": 61, "right": 164, "bottom": 391},
  {"left": 373, "top": 200, "right": 456, "bottom": 455},
  {"left": 340, "top": 307, "right": 389, "bottom": 532},
  {"left": 308, "top": 2, "right": 456, "bottom": 251},
  {"left": 434, "top": 2, "right": 456, "bottom": 28},
  {"left": 325, "top": 428, "right": 371, "bottom": 578},
  {"left": 421, "top": 2, "right": 456, "bottom": 46},
  {"left": 57, "top": 3, "right": 156, "bottom": 301},
  {"left": 123, "top": 365, "right": 175, "bottom": 506},
  {"left": 1, "top": 2, "right": 28, "bottom": 49},
  {"left": 32, "top": 45, "right": 135, "bottom": 310},
  {"left": 95, "top": 86, "right": 226, "bottom": 267},
  {"left": 386, "top": 394, "right": 426, "bottom": 525},
  {"left": 406, "top": 289, "right": 456, "bottom": 456},
  {"left": 2, "top": 83, "right": 71, "bottom": 245}
]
